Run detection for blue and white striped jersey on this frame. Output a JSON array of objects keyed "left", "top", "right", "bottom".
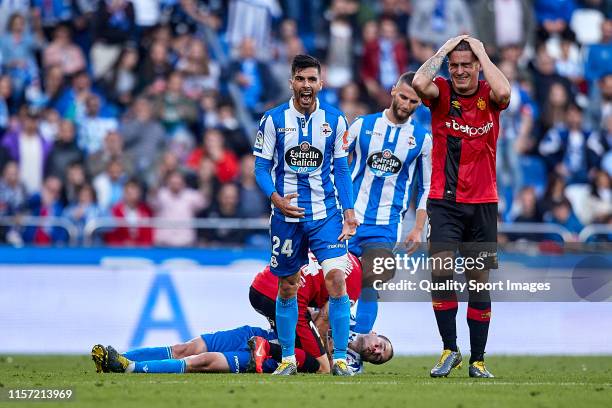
[
  {"left": 253, "top": 98, "right": 349, "bottom": 222},
  {"left": 348, "top": 111, "right": 432, "bottom": 225}
]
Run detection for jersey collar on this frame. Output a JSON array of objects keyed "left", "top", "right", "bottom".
[
  {"left": 289, "top": 97, "right": 320, "bottom": 118},
  {"left": 382, "top": 109, "right": 412, "bottom": 128}
]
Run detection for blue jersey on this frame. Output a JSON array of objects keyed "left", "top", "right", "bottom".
[
  {"left": 253, "top": 98, "right": 349, "bottom": 222},
  {"left": 348, "top": 111, "right": 432, "bottom": 225}
]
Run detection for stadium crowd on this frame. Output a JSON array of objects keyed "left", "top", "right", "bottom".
[{"left": 0, "top": 0, "right": 610, "bottom": 247}]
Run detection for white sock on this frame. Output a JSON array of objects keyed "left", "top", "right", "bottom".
[
  {"left": 282, "top": 355, "right": 296, "bottom": 364},
  {"left": 125, "top": 362, "right": 135, "bottom": 373}
]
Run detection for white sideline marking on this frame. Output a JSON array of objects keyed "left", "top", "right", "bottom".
[{"left": 142, "top": 380, "right": 612, "bottom": 387}]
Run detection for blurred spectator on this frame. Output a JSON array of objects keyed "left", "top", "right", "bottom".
[
  {"left": 545, "top": 198, "right": 583, "bottom": 236},
  {"left": 54, "top": 70, "right": 111, "bottom": 122},
  {"left": 62, "top": 183, "right": 103, "bottom": 244},
  {"left": 0, "top": 13, "right": 42, "bottom": 97},
  {"left": 42, "top": 24, "right": 87, "bottom": 76},
  {"left": 547, "top": 29, "right": 583, "bottom": 84},
  {"left": 23, "top": 175, "right": 67, "bottom": 245},
  {"left": 38, "top": 108, "right": 61, "bottom": 142},
  {"left": 238, "top": 155, "right": 268, "bottom": 218},
  {"left": 584, "top": 19, "right": 612, "bottom": 84},
  {"left": 63, "top": 162, "right": 87, "bottom": 206},
  {"left": 31, "top": 0, "right": 73, "bottom": 38},
  {"left": 77, "top": 94, "right": 119, "bottom": 155},
  {"left": 177, "top": 38, "right": 220, "bottom": 100},
  {"left": 587, "top": 73, "right": 612, "bottom": 128},
  {"left": 498, "top": 60, "right": 536, "bottom": 197},
  {"left": 535, "top": 0, "right": 577, "bottom": 40},
  {"left": 361, "top": 17, "right": 408, "bottom": 107},
  {"left": 0, "top": 161, "right": 27, "bottom": 242},
  {"left": 90, "top": 0, "right": 136, "bottom": 78},
  {"left": 586, "top": 113, "right": 612, "bottom": 169},
  {"left": 471, "top": 0, "right": 535, "bottom": 53},
  {"left": 105, "top": 178, "right": 153, "bottom": 246},
  {"left": 186, "top": 128, "right": 240, "bottom": 183},
  {"left": 100, "top": 44, "right": 140, "bottom": 109},
  {"left": 539, "top": 103, "right": 593, "bottom": 184},
  {"left": 0, "top": 75, "right": 12, "bottom": 133},
  {"left": 225, "top": 0, "right": 282, "bottom": 58},
  {"left": 88, "top": 130, "right": 133, "bottom": 179},
  {"left": 151, "top": 170, "right": 205, "bottom": 247},
  {"left": 339, "top": 81, "right": 368, "bottom": 125},
  {"left": 196, "top": 157, "right": 218, "bottom": 215},
  {"left": 541, "top": 81, "right": 571, "bottom": 132},
  {"left": 512, "top": 186, "right": 544, "bottom": 223},
  {"left": 93, "top": 158, "right": 127, "bottom": 212},
  {"left": 151, "top": 71, "right": 198, "bottom": 135},
  {"left": 323, "top": 1, "right": 359, "bottom": 90},
  {"left": 40, "top": 64, "right": 65, "bottom": 109},
  {"left": 138, "top": 41, "right": 173, "bottom": 92},
  {"left": 410, "top": 0, "right": 474, "bottom": 61},
  {"left": 45, "top": 120, "right": 85, "bottom": 180},
  {"left": 217, "top": 102, "right": 251, "bottom": 156},
  {"left": 539, "top": 172, "right": 569, "bottom": 215},
  {"left": 583, "top": 169, "right": 612, "bottom": 224},
  {"left": 131, "top": 0, "right": 161, "bottom": 33},
  {"left": 0, "top": 1, "right": 30, "bottom": 36},
  {"left": 529, "top": 47, "right": 573, "bottom": 111},
  {"left": 200, "top": 182, "right": 244, "bottom": 245},
  {"left": 120, "top": 97, "right": 166, "bottom": 177},
  {"left": 1, "top": 108, "right": 51, "bottom": 195},
  {"left": 228, "top": 37, "right": 280, "bottom": 116}
]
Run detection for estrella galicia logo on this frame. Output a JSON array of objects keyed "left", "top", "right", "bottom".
[
  {"left": 285, "top": 142, "right": 323, "bottom": 173},
  {"left": 367, "top": 149, "right": 402, "bottom": 177}
]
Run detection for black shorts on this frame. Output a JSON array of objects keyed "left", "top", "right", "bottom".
[
  {"left": 427, "top": 198, "right": 498, "bottom": 269},
  {"left": 248, "top": 287, "right": 326, "bottom": 357}
]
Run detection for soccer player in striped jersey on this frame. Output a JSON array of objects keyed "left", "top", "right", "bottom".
[
  {"left": 253, "top": 55, "right": 358, "bottom": 376},
  {"left": 346, "top": 72, "right": 432, "bottom": 340}
]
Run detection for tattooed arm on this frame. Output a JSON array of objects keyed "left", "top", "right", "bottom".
[{"left": 412, "top": 35, "right": 469, "bottom": 100}]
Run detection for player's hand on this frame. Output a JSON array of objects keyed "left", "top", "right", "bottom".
[
  {"left": 404, "top": 227, "right": 423, "bottom": 256},
  {"left": 338, "top": 209, "right": 359, "bottom": 241},
  {"left": 440, "top": 34, "right": 470, "bottom": 55},
  {"left": 271, "top": 192, "right": 305, "bottom": 218},
  {"left": 464, "top": 37, "right": 487, "bottom": 59}
]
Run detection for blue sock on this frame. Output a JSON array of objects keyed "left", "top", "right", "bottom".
[
  {"left": 354, "top": 287, "right": 378, "bottom": 334},
  {"left": 276, "top": 296, "right": 298, "bottom": 359},
  {"left": 123, "top": 346, "right": 172, "bottom": 362},
  {"left": 134, "top": 359, "right": 186, "bottom": 373},
  {"left": 329, "top": 294, "right": 350, "bottom": 360}
]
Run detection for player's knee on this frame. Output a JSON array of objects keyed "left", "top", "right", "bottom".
[
  {"left": 325, "top": 269, "right": 346, "bottom": 297},
  {"left": 172, "top": 339, "right": 202, "bottom": 359},
  {"left": 278, "top": 275, "right": 300, "bottom": 299}
]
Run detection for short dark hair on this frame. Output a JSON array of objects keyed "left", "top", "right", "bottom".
[
  {"left": 396, "top": 71, "right": 416, "bottom": 87},
  {"left": 449, "top": 40, "right": 477, "bottom": 60},
  {"left": 291, "top": 54, "right": 321, "bottom": 76}
]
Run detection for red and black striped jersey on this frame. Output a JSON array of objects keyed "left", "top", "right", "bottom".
[{"left": 422, "top": 77, "right": 508, "bottom": 203}]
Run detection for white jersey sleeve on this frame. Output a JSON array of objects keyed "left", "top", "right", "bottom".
[
  {"left": 416, "top": 133, "right": 433, "bottom": 210},
  {"left": 253, "top": 114, "right": 276, "bottom": 160}
]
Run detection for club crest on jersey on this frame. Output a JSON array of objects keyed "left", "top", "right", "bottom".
[
  {"left": 367, "top": 149, "right": 403, "bottom": 177},
  {"left": 254, "top": 130, "right": 264, "bottom": 149},
  {"left": 477, "top": 97, "right": 486, "bottom": 111},
  {"left": 321, "top": 122, "right": 333, "bottom": 137},
  {"left": 285, "top": 142, "right": 323, "bottom": 173},
  {"left": 408, "top": 135, "right": 416, "bottom": 148}
]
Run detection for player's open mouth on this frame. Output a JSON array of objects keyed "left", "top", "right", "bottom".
[{"left": 299, "top": 90, "right": 313, "bottom": 105}]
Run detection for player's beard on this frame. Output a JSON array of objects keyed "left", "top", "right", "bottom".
[{"left": 391, "top": 99, "right": 413, "bottom": 123}]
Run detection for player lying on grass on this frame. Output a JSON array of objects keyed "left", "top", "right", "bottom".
[
  {"left": 91, "top": 324, "right": 393, "bottom": 374},
  {"left": 249, "top": 251, "right": 363, "bottom": 374}
]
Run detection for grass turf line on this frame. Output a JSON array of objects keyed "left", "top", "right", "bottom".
[{"left": 0, "top": 355, "right": 610, "bottom": 408}]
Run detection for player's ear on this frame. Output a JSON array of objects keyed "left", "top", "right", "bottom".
[{"left": 288, "top": 78, "right": 293, "bottom": 90}]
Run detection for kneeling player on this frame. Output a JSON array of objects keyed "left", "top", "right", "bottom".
[{"left": 249, "top": 251, "right": 362, "bottom": 373}]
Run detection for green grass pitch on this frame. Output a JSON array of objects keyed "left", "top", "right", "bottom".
[{"left": 1, "top": 355, "right": 611, "bottom": 407}]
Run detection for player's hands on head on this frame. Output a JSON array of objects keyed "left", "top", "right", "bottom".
[
  {"left": 440, "top": 34, "right": 470, "bottom": 55},
  {"left": 464, "top": 37, "right": 487, "bottom": 58},
  {"left": 338, "top": 209, "right": 359, "bottom": 241},
  {"left": 271, "top": 192, "right": 305, "bottom": 218}
]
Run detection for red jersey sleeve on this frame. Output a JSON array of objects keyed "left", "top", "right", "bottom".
[
  {"left": 481, "top": 80, "right": 510, "bottom": 111},
  {"left": 345, "top": 253, "right": 362, "bottom": 303},
  {"left": 421, "top": 76, "right": 450, "bottom": 112}
]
